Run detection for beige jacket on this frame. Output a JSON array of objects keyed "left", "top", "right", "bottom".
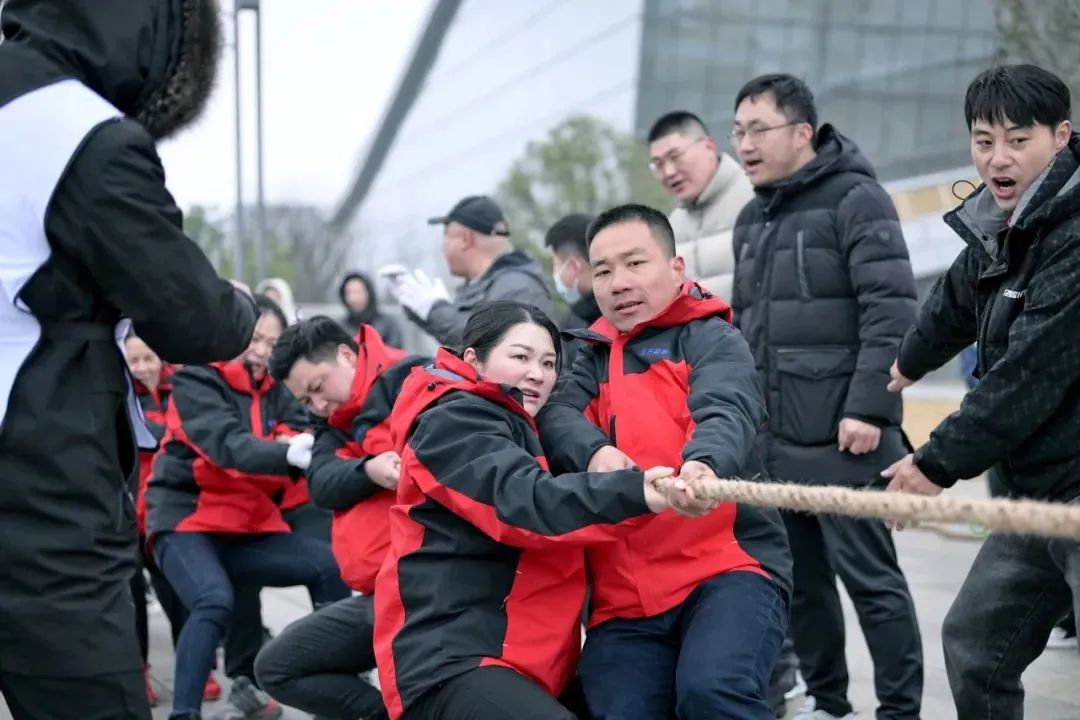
[{"left": 668, "top": 153, "right": 754, "bottom": 301}]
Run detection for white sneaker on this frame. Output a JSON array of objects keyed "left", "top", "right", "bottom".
[
  {"left": 1046, "top": 625, "right": 1078, "bottom": 649},
  {"left": 784, "top": 671, "right": 808, "bottom": 700}
]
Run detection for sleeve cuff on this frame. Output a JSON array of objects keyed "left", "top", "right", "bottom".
[{"left": 913, "top": 444, "right": 957, "bottom": 488}]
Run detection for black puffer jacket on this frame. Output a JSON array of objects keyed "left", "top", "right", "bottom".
[
  {"left": 732, "top": 125, "right": 918, "bottom": 485},
  {"left": 0, "top": 0, "right": 255, "bottom": 677},
  {"left": 897, "top": 135, "right": 1080, "bottom": 501}
]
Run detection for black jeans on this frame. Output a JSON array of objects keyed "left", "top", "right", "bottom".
[
  {"left": 943, "top": 530, "right": 1080, "bottom": 719},
  {"left": 255, "top": 594, "right": 387, "bottom": 719},
  {"left": 154, "top": 531, "right": 348, "bottom": 717},
  {"left": 783, "top": 511, "right": 923, "bottom": 719},
  {"left": 405, "top": 666, "right": 579, "bottom": 720}
]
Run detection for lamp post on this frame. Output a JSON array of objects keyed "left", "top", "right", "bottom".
[{"left": 236, "top": 0, "right": 266, "bottom": 284}]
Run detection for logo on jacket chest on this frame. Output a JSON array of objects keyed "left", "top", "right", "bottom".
[{"left": 1002, "top": 288, "right": 1026, "bottom": 299}]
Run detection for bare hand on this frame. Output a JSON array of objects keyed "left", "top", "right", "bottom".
[
  {"left": 366, "top": 451, "right": 402, "bottom": 491},
  {"left": 887, "top": 361, "right": 913, "bottom": 393},
  {"left": 666, "top": 460, "right": 720, "bottom": 518},
  {"left": 642, "top": 466, "right": 676, "bottom": 513},
  {"left": 838, "top": 418, "right": 881, "bottom": 455},
  {"left": 588, "top": 445, "right": 635, "bottom": 472},
  {"left": 881, "top": 453, "right": 943, "bottom": 530}
]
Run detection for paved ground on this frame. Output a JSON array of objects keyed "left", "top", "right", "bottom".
[{"left": 3, "top": 393, "right": 1079, "bottom": 718}]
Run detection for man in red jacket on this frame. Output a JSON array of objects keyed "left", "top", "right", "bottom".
[
  {"left": 253, "top": 317, "right": 427, "bottom": 720},
  {"left": 538, "top": 204, "right": 793, "bottom": 719}
]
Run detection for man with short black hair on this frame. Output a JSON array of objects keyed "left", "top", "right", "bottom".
[
  {"left": 393, "top": 195, "right": 553, "bottom": 346},
  {"left": 544, "top": 213, "right": 602, "bottom": 364},
  {"left": 731, "top": 73, "right": 923, "bottom": 720},
  {"left": 253, "top": 316, "right": 428, "bottom": 720},
  {"left": 539, "top": 202, "right": 792, "bottom": 719},
  {"left": 648, "top": 110, "right": 753, "bottom": 299},
  {"left": 885, "top": 64, "right": 1080, "bottom": 718}
]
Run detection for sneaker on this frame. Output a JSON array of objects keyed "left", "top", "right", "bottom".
[
  {"left": 784, "top": 670, "right": 808, "bottom": 701},
  {"left": 143, "top": 664, "right": 157, "bottom": 707},
  {"left": 215, "top": 676, "right": 283, "bottom": 720},
  {"left": 203, "top": 673, "right": 223, "bottom": 702},
  {"left": 1046, "top": 625, "right": 1078, "bottom": 650},
  {"left": 793, "top": 710, "right": 855, "bottom": 720}
]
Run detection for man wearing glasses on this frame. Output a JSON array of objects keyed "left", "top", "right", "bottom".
[
  {"left": 647, "top": 111, "right": 754, "bottom": 301},
  {"left": 730, "top": 74, "right": 923, "bottom": 720}
]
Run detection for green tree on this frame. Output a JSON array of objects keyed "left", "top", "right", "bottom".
[
  {"left": 496, "top": 115, "right": 674, "bottom": 272},
  {"left": 994, "top": 0, "right": 1080, "bottom": 100}
]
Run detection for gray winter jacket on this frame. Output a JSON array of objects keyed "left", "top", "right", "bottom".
[{"left": 418, "top": 250, "right": 553, "bottom": 346}]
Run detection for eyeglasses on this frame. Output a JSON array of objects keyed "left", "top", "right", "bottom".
[
  {"left": 648, "top": 136, "right": 705, "bottom": 175},
  {"left": 728, "top": 122, "right": 801, "bottom": 146}
]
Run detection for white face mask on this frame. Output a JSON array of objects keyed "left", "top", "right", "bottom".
[{"left": 552, "top": 259, "right": 582, "bottom": 304}]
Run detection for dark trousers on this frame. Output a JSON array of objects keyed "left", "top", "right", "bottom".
[
  {"left": 943, "top": 531, "right": 1080, "bottom": 719},
  {"left": 154, "top": 530, "right": 348, "bottom": 717},
  {"left": 0, "top": 671, "right": 150, "bottom": 720},
  {"left": 578, "top": 571, "right": 787, "bottom": 720},
  {"left": 783, "top": 511, "right": 923, "bottom": 720},
  {"left": 222, "top": 503, "right": 343, "bottom": 682},
  {"left": 254, "top": 594, "right": 387, "bottom": 719},
  {"left": 405, "top": 666, "right": 578, "bottom": 720}
]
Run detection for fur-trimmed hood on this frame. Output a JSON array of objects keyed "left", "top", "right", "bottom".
[{"left": 0, "top": 0, "right": 221, "bottom": 139}]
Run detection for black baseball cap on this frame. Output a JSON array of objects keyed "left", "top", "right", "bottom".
[{"left": 427, "top": 195, "right": 510, "bottom": 236}]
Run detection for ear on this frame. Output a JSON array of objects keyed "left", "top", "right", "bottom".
[
  {"left": 338, "top": 344, "right": 358, "bottom": 369},
  {"left": 702, "top": 135, "right": 719, "bottom": 154},
  {"left": 795, "top": 122, "right": 815, "bottom": 150},
  {"left": 462, "top": 347, "right": 482, "bottom": 372},
  {"left": 1055, "top": 120, "right": 1072, "bottom": 150},
  {"left": 671, "top": 255, "right": 687, "bottom": 282}
]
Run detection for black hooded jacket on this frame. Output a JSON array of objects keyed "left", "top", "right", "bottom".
[
  {"left": 0, "top": 0, "right": 255, "bottom": 677},
  {"left": 339, "top": 271, "right": 404, "bottom": 348},
  {"left": 897, "top": 135, "right": 1080, "bottom": 501},
  {"left": 731, "top": 125, "right": 918, "bottom": 485}
]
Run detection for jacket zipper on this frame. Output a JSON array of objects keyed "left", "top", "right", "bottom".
[{"left": 795, "top": 231, "right": 810, "bottom": 299}]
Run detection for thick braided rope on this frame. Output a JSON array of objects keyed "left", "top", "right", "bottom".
[{"left": 656, "top": 478, "right": 1080, "bottom": 539}]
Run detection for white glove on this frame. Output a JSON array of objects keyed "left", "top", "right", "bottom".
[
  {"left": 286, "top": 433, "right": 314, "bottom": 471},
  {"left": 397, "top": 268, "right": 451, "bottom": 322},
  {"left": 288, "top": 432, "right": 314, "bottom": 449}
]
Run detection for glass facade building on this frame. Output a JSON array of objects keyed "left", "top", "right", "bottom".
[{"left": 348, "top": 0, "right": 1000, "bottom": 292}]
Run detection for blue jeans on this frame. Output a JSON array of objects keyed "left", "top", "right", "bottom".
[
  {"left": 579, "top": 571, "right": 787, "bottom": 720},
  {"left": 154, "top": 531, "right": 348, "bottom": 718}
]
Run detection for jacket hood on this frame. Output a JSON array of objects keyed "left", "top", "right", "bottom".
[
  {"left": 210, "top": 359, "right": 273, "bottom": 395},
  {"left": 255, "top": 277, "right": 297, "bottom": 322},
  {"left": 478, "top": 249, "right": 547, "bottom": 286},
  {"left": 578, "top": 282, "right": 732, "bottom": 343},
  {"left": 327, "top": 325, "right": 408, "bottom": 431},
  {"left": 1, "top": 0, "right": 221, "bottom": 139},
  {"left": 755, "top": 124, "right": 876, "bottom": 210},
  {"left": 390, "top": 348, "right": 537, "bottom": 448},
  {"left": 339, "top": 270, "right": 381, "bottom": 321},
  {"left": 945, "top": 133, "right": 1080, "bottom": 255}
]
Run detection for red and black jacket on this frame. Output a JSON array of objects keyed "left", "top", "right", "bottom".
[
  {"left": 133, "top": 364, "right": 177, "bottom": 534},
  {"left": 538, "top": 282, "right": 793, "bottom": 626},
  {"left": 374, "top": 349, "right": 654, "bottom": 720},
  {"left": 145, "top": 360, "right": 310, "bottom": 539},
  {"left": 306, "top": 325, "right": 428, "bottom": 594}
]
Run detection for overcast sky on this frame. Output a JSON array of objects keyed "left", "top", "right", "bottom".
[{"left": 157, "top": 1, "right": 432, "bottom": 214}]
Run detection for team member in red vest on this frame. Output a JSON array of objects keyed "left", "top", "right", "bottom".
[
  {"left": 252, "top": 317, "right": 427, "bottom": 720},
  {"left": 537, "top": 204, "right": 793, "bottom": 720},
  {"left": 146, "top": 297, "right": 349, "bottom": 720},
  {"left": 374, "top": 301, "right": 711, "bottom": 720}
]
